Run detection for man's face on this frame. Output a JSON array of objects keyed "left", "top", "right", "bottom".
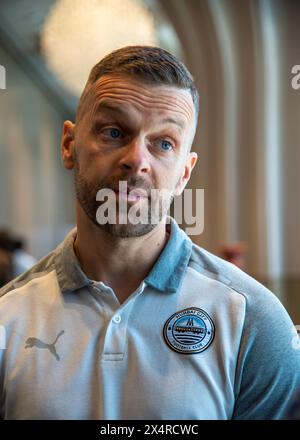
[{"left": 62, "top": 74, "right": 198, "bottom": 237}]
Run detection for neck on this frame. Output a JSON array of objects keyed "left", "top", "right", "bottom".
[{"left": 73, "top": 203, "right": 169, "bottom": 303}]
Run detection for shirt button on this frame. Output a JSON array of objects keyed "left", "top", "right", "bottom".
[{"left": 112, "top": 314, "right": 122, "bottom": 324}]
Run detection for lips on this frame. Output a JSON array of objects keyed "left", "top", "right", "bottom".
[
  {"left": 113, "top": 187, "right": 148, "bottom": 203},
  {"left": 112, "top": 186, "right": 148, "bottom": 196},
  {"left": 127, "top": 187, "right": 148, "bottom": 198}
]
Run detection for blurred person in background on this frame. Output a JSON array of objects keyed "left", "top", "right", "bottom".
[
  {"left": 219, "top": 243, "right": 247, "bottom": 270},
  {"left": 0, "top": 230, "right": 36, "bottom": 278},
  {"left": 0, "top": 247, "right": 13, "bottom": 288}
]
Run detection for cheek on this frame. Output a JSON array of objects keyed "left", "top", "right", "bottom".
[
  {"left": 75, "top": 136, "right": 106, "bottom": 168},
  {"left": 155, "top": 169, "right": 180, "bottom": 191}
]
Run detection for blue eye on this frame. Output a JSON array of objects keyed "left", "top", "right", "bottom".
[
  {"left": 110, "top": 128, "right": 121, "bottom": 139},
  {"left": 160, "top": 140, "right": 173, "bottom": 151}
]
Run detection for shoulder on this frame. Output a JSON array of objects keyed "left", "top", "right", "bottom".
[
  {"left": 188, "top": 243, "right": 300, "bottom": 419},
  {"left": 0, "top": 244, "right": 61, "bottom": 300},
  {"left": 189, "top": 242, "right": 283, "bottom": 312},
  {"left": 188, "top": 242, "right": 293, "bottom": 354}
]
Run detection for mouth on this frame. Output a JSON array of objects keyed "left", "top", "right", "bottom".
[{"left": 113, "top": 186, "right": 148, "bottom": 203}]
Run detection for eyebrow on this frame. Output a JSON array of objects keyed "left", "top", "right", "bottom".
[
  {"left": 94, "top": 100, "right": 127, "bottom": 116},
  {"left": 94, "top": 100, "right": 185, "bottom": 130}
]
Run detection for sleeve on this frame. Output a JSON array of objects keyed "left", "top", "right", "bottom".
[{"left": 232, "top": 285, "right": 300, "bottom": 419}]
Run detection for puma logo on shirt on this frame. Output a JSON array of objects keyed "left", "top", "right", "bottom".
[{"left": 25, "top": 330, "right": 65, "bottom": 361}]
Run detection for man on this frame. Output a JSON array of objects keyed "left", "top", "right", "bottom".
[{"left": 0, "top": 46, "right": 299, "bottom": 420}]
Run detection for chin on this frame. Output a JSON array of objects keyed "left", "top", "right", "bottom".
[{"left": 100, "top": 222, "right": 158, "bottom": 238}]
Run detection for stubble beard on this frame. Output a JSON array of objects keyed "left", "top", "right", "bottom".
[{"left": 74, "top": 161, "right": 175, "bottom": 238}]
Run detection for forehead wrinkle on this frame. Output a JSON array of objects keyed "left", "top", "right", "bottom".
[
  {"left": 94, "top": 84, "right": 193, "bottom": 115},
  {"left": 89, "top": 76, "right": 195, "bottom": 120},
  {"left": 93, "top": 96, "right": 191, "bottom": 125},
  {"left": 90, "top": 90, "right": 193, "bottom": 123},
  {"left": 89, "top": 100, "right": 188, "bottom": 135},
  {"left": 95, "top": 78, "right": 191, "bottom": 102}
]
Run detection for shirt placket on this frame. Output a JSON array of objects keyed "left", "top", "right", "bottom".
[{"left": 91, "top": 280, "right": 145, "bottom": 362}]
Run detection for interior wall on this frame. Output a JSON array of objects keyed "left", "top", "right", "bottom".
[{"left": 0, "top": 43, "right": 75, "bottom": 259}]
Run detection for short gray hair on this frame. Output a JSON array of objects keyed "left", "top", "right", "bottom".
[{"left": 76, "top": 45, "right": 199, "bottom": 124}]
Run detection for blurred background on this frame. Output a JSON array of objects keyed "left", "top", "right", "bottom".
[{"left": 0, "top": 0, "right": 299, "bottom": 321}]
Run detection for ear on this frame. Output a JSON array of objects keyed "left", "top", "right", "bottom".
[
  {"left": 175, "top": 152, "right": 198, "bottom": 196},
  {"left": 61, "top": 120, "right": 76, "bottom": 169}
]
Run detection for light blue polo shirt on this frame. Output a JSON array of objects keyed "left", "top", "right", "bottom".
[{"left": 0, "top": 217, "right": 300, "bottom": 420}]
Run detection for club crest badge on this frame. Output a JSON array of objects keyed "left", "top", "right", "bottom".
[{"left": 163, "top": 307, "right": 215, "bottom": 354}]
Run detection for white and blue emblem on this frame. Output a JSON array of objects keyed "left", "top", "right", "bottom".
[{"left": 163, "top": 307, "right": 215, "bottom": 354}]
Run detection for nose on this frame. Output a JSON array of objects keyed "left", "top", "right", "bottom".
[{"left": 118, "top": 137, "right": 151, "bottom": 174}]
